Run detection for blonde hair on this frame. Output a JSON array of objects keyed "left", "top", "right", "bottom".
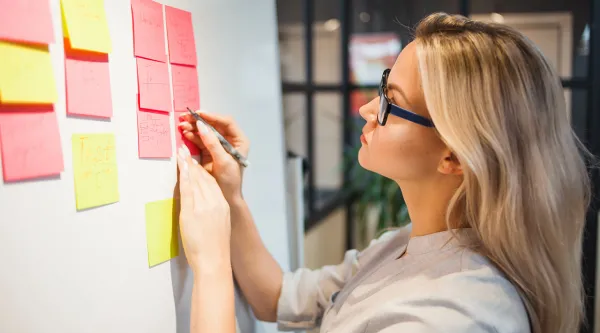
[{"left": 414, "top": 13, "right": 591, "bottom": 333}]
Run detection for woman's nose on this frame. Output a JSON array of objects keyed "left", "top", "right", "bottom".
[{"left": 358, "top": 97, "right": 379, "bottom": 122}]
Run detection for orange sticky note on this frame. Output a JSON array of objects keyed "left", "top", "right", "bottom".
[
  {"left": 0, "top": 0, "right": 55, "bottom": 45},
  {"left": 65, "top": 53, "right": 113, "bottom": 118},
  {"left": 137, "top": 99, "right": 172, "bottom": 158},
  {"left": 137, "top": 57, "right": 172, "bottom": 112},
  {"left": 174, "top": 111, "right": 199, "bottom": 156},
  {"left": 165, "top": 6, "right": 196, "bottom": 66},
  {"left": 132, "top": 0, "right": 166, "bottom": 62},
  {"left": 171, "top": 64, "right": 199, "bottom": 112},
  {"left": 0, "top": 109, "right": 64, "bottom": 182}
]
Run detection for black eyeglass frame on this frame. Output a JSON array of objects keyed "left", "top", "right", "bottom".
[{"left": 378, "top": 69, "right": 435, "bottom": 128}]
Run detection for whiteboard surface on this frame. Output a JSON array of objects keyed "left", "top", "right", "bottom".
[{"left": 0, "top": 1, "right": 290, "bottom": 333}]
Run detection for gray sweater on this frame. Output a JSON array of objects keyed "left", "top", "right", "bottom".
[{"left": 276, "top": 225, "right": 530, "bottom": 333}]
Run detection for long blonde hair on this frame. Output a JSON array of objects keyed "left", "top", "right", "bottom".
[{"left": 414, "top": 13, "right": 591, "bottom": 333}]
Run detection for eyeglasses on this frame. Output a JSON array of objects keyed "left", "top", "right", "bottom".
[{"left": 378, "top": 69, "right": 435, "bottom": 128}]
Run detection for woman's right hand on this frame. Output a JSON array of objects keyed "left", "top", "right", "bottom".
[{"left": 178, "top": 111, "right": 250, "bottom": 202}]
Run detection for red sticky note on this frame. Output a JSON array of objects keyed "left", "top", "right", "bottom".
[
  {"left": 0, "top": 109, "right": 64, "bottom": 182},
  {"left": 65, "top": 53, "right": 113, "bottom": 118},
  {"left": 137, "top": 57, "right": 172, "bottom": 112},
  {"left": 137, "top": 106, "right": 172, "bottom": 158},
  {"left": 0, "top": 0, "right": 54, "bottom": 45},
  {"left": 174, "top": 111, "right": 199, "bottom": 156},
  {"left": 171, "top": 64, "right": 199, "bottom": 112},
  {"left": 165, "top": 6, "right": 197, "bottom": 66},
  {"left": 131, "top": 0, "right": 166, "bottom": 62}
]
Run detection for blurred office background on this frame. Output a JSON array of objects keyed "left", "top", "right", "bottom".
[{"left": 275, "top": 0, "right": 600, "bottom": 332}]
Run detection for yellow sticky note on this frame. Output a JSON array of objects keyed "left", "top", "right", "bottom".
[
  {"left": 61, "top": 0, "right": 111, "bottom": 53},
  {"left": 145, "top": 198, "right": 179, "bottom": 267},
  {"left": 0, "top": 42, "right": 57, "bottom": 104},
  {"left": 72, "top": 133, "right": 119, "bottom": 210}
]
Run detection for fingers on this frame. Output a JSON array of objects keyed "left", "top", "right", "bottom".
[
  {"left": 180, "top": 144, "right": 223, "bottom": 204},
  {"left": 196, "top": 120, "right": 231, "bottom": 164},
  {"left": 177, "top": 146, "right": 194, "bottom": 213},
  {"left": 181, "top": 111, "right": 245, "bottom": 140}
]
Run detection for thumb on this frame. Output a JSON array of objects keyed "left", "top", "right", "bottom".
[{"left": 196, "top": 120, "right": 230, "bottom": 163}]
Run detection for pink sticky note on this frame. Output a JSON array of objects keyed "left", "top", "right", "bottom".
[
  {"left": 171, "top": 64, "right": 199, "bottom": 112},
  {"left": 131, "top": 0, "right": 167, "bottom": 62},
  {"left": 0, "top": 109, "right": 64, "bottom": 182},
  {"left": 174, "top": 111, "right": 199, "bottom": 156},
  {"left": 137, "top": 57, "right": 172, "bottom": 112},
  {"left": 65, "top": 53, "right": 113, "bottom": 118},
  {"left": 137, "top": 106, "right": 172, "bottom": 158},
  {"left": 0, "top": 0, "right": 54, "bottom": 45},
  {"left": 165, "top": 6, "right": 197, "bottom": 66}
]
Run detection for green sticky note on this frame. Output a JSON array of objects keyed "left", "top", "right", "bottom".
[
  {"left": 72, "top": 133, "right": 119, "bottom": 210},
  {"left": 145, "top": 198, "right": 179, "bottom": 267}
]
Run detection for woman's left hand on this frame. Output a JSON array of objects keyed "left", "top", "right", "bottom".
[{"left": 177, "top": 144, "right": 232, "bottom": 273}]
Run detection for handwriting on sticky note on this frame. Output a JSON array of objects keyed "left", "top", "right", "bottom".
[
  {"left": 165, "top": 6, "right": 196, "bottom": 66},
  {"left": 61, "top": 0, "right": 111, "bottom": 53},
  {"left": 171, "top": 64, "right": 199, "bottom": 112},
  {"left": 72, "top": 133, "right": 119, "bottom": 210},
  {"left": 0, "top": 41, "right": 57, "bottom": 104},
  {"left": 65, "top": 54, "right": 113, "bottom": 118},
  {"left": 0, "top": 0, "right": 54, "bottom": 45},
  {"left": 137, "top": 108, "right": 172, "bottom": 158},
  {"left": 0, "top": 110, "right": 64, "bottom": 182},
  {"left": 174, "top": 111, "right": 199, "bottom": 156},
  {"left": 132, "top": 0, "right": 166, "bottom": 62},
  {"left": 137, "top": 57, "right": 172, "bottom": 112},
  {"left": 145, "top": 198, "right": 179, "bottom": 267}
]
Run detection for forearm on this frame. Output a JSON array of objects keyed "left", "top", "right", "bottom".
[
  {"left": 229, "top": 196, "right": 283, "bottom": 322},
  {"left": 191, "top": 262, "right": 236, "bottom": 333}
]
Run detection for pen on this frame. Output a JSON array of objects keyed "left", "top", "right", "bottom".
[{"left": 186, "top": 107, "right": 250, "bottom": 168}]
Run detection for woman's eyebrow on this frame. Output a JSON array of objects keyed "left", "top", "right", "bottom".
[{"left": 387, "top": 82, "right": 415, "bottom": 110}]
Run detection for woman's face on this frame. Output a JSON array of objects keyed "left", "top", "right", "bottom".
[{"left": 358, "top": 42, "right": 449, "bottom": 182}]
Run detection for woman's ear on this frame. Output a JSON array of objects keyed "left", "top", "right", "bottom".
[{"left": 438, "top": 149, "right": 463, "bottom": 176}]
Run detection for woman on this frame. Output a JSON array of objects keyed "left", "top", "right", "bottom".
[{"left": 175, "top": 12, "right": 590, "bottom": 333}]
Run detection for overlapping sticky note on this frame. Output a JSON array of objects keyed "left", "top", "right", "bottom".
[
  {"left": 145, "top": 198, "right": 179, "bottom": 267},
  {"left": 0, "top": 41, "right": 57, "bottom": 104},
  {"left": 72, "top": 133, "right": 119, "bottom": 210},
  {"left": 132, "top": 0, "right": 166, "bottom": 62},
  {"left": 0, "top": 109, "right": 64, "bottom": 182},
  {"left": 165, "top": 6, "right": 196, "bottom": 66},
  {"left": 137, "top": 57, "right": 172, "bottom": 112},
  {"left": 171, "top": 64, "right": 200, "bottom": 112},
  {"left": 65, "top": 53, "right": 112, "bottom": 118},
  {"left": 174, "top": 112, "right": 200, "bottom": 156},
  {"left": 61, "top": 0, "right": 111, "bottom": 54},
  {"left": 0, "top": 0, "right": 55, "bottom": 45},
  {"left": 137, "top": 104, "right": 172, "bottom": 158}
]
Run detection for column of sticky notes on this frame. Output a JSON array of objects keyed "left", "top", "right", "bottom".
[{"left": 0, "top": 0, "right": 62, "bottom": 183}]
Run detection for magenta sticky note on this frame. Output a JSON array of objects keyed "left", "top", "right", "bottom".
[
  {"left": 0, "top": 109, "right": 64, "bottom": 182},
  {"left": 131, "top": 0, "right": 166, "bottom": 62},
  {"left": 0, "top": 0, "right": 54, "bottom": 45},
  {"left": 165, "top": 6, "right": 197, "bottom": 66},
  {"left": 137, "top": 57, "right": 172, "bottom": 112},
  {"left": 65, "top": 53, "right": 113, "bottom": 118},
  {"left": 171, "top": 64, "right": 199, "bottom": 112},
  {"left": 137, "top": 105, "right": 172, "bottom": 158}
]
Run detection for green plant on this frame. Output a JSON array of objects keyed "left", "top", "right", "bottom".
[{"left": 342, "top": 131, "right": 410, "bottom": 247}]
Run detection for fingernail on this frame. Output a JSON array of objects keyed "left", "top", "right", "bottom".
[
  {"left": 182, "top": 144, "right": 191, "bottom": 157},
  {"left": 197, "top": 120, "right": 208, "bottom": 134},
  {"left": 178, "top": 147, "right": 185, "bottom": 160},
  {"left": 191, "top": 158, "right": 198, "bottom": 165},
  {"left": 178, "top": 122, "right": 186, "bottom": 127}
]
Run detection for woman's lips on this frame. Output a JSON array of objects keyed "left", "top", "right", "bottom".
[{"left": 360, "top": 133, "right": 367, "bottom": 145}]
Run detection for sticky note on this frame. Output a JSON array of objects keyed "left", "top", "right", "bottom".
[
  {"left": 132, "top": 0, "right": 166, "bottom": 62},
  {"left": 72, "top": 133, "right": 119, "bottom": 210},
  {"left": 137, "top": 108, "right": 172, "bottom": 158},
  {"left": 174, "top": 111, "right": 199, "bottom": 156},
  {"left": 145, "top": 198, "right": 179, "bottom": 267},
  {"left": 0, "top": 109, "right": 64, "bottom": 182},
  {"left": 165, "top": 6, "right": 197, "bottom": 66},
  {"left": 61, "top": 0, "right": 111, "bottom": 54},
  {"left": 171, "top": 64, "right": 199, "bottom": 112},
  {"left": 137, "top": 57, "right": 172, "bottom": 112},
  {"left": 65, "top": 53, "right": 113, "bottom": 118},
  {"left": 0, "top": 42, "right": 57, "bottom": 104},
  {"left": 0, "top": 0, "right": 54, "bottom": 45}
]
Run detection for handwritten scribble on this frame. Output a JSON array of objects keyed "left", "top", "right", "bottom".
[
  {"left": 136, "top": 57, "right": 171, "bottom": 112},
  {"left": 165, "top": 6, "right": 196, "bottom": 66},
  {"left": 171, "top": 64, "right": 199, "bottom": 111},
  {"left": 137, "top": 110, "right": 172, "bottom": 158},
  {"left": 65, "top": 56, "right": 112, "bottom": 118},
  {"left": 132, "top": 0, "right": 166, "bottom": 62}
]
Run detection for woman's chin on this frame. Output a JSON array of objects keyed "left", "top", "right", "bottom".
[{"left": 357, "top": 147, "right": 370, "bottom": 170}]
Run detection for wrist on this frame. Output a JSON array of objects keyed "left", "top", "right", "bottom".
[
  {"left": 227, "top": 193, "right": 246, "bottom": 208},
  {"left": 191, "top": 250, "right": 232, "bottom": 276}
]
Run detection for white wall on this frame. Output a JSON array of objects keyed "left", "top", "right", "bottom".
[{"left": 0, "top": 1, "right": 290, "bottom": 333}]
